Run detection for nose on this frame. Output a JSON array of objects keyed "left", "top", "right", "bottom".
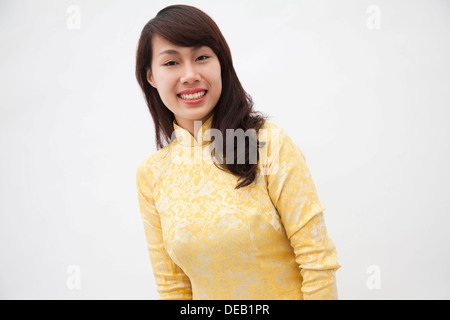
[{"left": 180, "top": 62, "right": 201, "bottom": 84}]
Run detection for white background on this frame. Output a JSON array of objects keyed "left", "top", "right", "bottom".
[{"left": 1, "top": 0, "right": 449, "bottom": 299}]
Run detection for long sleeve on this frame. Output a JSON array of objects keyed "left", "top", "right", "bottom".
[
  {"left": 136, "top": 160, "right": 193, "bottom": 300},
  {"left": 265, "top": 127, "right": 341, "bottom": 300}
]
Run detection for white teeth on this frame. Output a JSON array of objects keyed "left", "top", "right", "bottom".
[{"left": 179, "top": 91, "right": 206, "bottom": 100}]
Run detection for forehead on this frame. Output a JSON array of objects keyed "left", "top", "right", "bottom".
[{"left": 152, "top": 34, "right": 176, "bottom": 51}]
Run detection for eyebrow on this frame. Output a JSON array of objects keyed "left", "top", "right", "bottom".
[{"left": 158, "top": 45, "right": 205, "bottom": 57}]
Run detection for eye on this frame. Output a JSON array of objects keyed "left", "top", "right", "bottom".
[
  {"left": 163, "top": 61, "right": 177, "bottom": 66},
  {"left": 196, "top": 55, "right": 210, "bottom": 61}
]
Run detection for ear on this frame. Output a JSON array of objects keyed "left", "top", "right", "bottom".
[{"left": 146, "top": 69, "right": 156, "bottom": 88}]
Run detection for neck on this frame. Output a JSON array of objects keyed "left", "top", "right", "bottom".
[{"left": 175, "top": 111, "right": 213, "bottom": 140}]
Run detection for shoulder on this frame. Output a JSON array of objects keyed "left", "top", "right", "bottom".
[
  {"left": 136, "top": 145, "right": 171, "bottom": 193},
  {"left": 257, "top": 120, "right": 291, "bottom": 148},
  {"left": 259, "top": 120, "right": 280, "bottom": 131},
  {"left": 257, "top": 121, "right": 305, "bottom": 162},
  {"left": 257, "top": 121, "right": 289, "bottom": 140}
]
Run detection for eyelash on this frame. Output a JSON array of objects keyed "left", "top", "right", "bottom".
[{"left": 163, "top": 55, "right": 210, "bottom": 67}]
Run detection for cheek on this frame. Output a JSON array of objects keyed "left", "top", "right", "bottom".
[
  {"left": 154, "top": 72, "right": 176, "bottom": 97},
  {"left": 209, "top": 63, "right": 222, "bottom": 93}
]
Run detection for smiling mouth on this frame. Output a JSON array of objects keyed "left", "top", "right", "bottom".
[{"left": 177, "top": 90, "right": 208, "bottom": 101}]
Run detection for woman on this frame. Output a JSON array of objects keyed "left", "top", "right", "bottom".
[{"left": 135, "top": 4, "right": 340, "bottom": 300}]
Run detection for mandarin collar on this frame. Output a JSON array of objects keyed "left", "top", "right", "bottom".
[{"left": 172, "top": 113, "right": 214, "bottom": 147}]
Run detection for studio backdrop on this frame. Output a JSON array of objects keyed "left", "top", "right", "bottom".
[{"left": 0, "top": 0, "right": 449, "bottom": 299}]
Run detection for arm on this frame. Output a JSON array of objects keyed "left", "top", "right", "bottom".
[
  {"left": 136, "top": 160, "right": 193, "bottom": 300},
  {"left": 265, "top": 127, "right": 341, "bottom": 300}
]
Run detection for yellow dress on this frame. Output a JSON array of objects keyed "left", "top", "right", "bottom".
[{"left": 136, "top": 113, "right": 341, "bottom": 300}]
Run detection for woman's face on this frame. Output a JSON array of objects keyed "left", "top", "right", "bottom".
[{"left": 147, "top": 35, "right": 222, "bottom": 136}]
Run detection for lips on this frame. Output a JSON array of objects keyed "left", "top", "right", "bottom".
[
  {"left": 178, "top": 88, "right": 207, "bottom": 95},
  {"left": 177, "top": 88, "right": 208, "bottom": 103}
]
